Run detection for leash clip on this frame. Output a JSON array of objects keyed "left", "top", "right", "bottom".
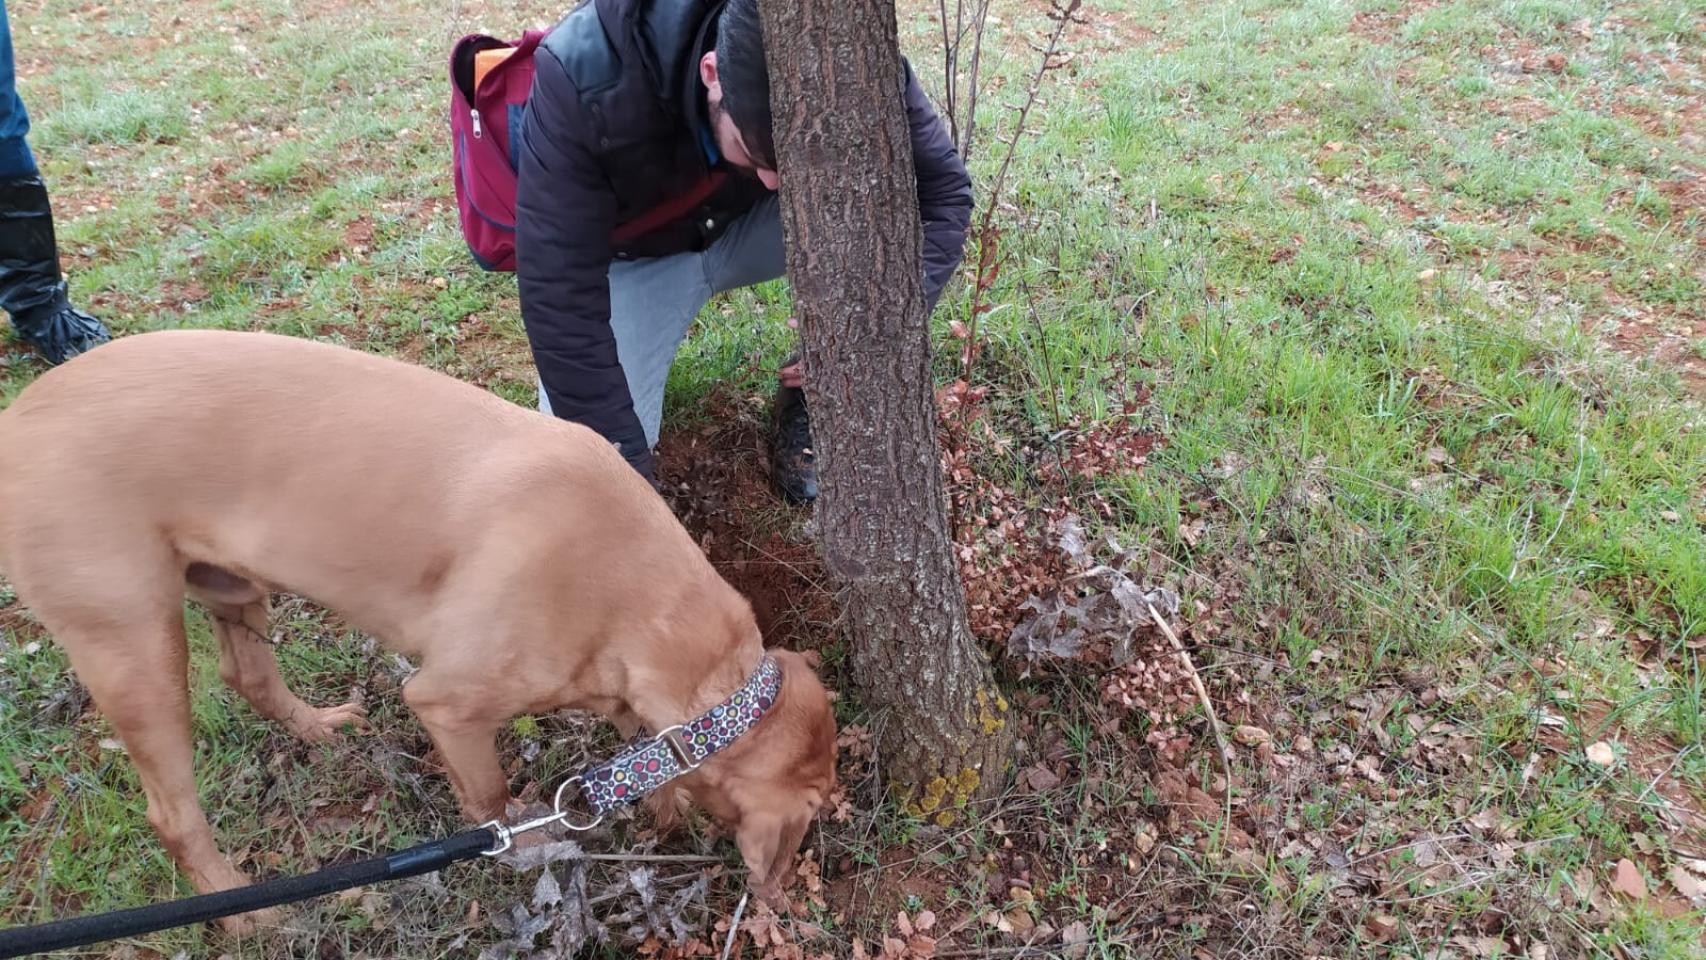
[{"left": 479, "top": 776, "right": 605, "bottom": 857}]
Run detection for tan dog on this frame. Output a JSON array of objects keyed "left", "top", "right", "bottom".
[{"left": 0, "top": 329, "right": 835, "bottom": 932}]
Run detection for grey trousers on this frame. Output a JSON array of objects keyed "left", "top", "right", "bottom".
[{"left": 537, "top": 195, "right": 786, "bottom": 449}]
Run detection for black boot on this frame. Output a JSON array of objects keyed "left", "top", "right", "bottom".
[
  {"left": 0, "top": 174, "right": 109, "bottom": 364},
  {"left": 770, "top": 362, "right": 818, "bottom": 505}
]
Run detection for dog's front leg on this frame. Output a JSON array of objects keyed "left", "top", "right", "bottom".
[{"left": 402, "top": 670, "right": 509, "bottom": 823}]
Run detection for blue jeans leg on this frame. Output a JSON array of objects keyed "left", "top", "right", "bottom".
[
  {"left": 537, "top": 196, "right": 787, "bottom": 450},
  {"left": 0, "top": 1, "right": 39, "bottom": 178}
]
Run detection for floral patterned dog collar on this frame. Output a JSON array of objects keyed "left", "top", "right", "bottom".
[{"left": 576, "top": 655, "right": 782, "bottom": 817}]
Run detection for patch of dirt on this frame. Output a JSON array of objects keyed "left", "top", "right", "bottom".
[
  {"left": 343, "top": 217, "right": 377, "bottom": 253},
  {"left": 157, "top": 279, "right": 212, "bottom": 311},
  {"left": 1360, "top": 182, "right": 1432, "bottom": 223},
  {"left": 1348, "top": 2, "right": 1443, "bottom": 43},
  {"left": 1488, "top": 95, "right": 1557, "bottom": 122},
  {"left": 1656, "top": 168, "right": 1706, "bottom": 218},
  {"left": 656, "top": 408, "right": 837, "bottom": 651},
  {"left": 823, "top": 847, "right": 958, "bottom": 927},
  {"left": 1075, "top": 2, "right": 1162, "bottom": 53}
]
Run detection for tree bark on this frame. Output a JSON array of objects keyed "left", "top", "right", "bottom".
[{"left": 757, "top": 0, "right": 1013, "bottom": 820}]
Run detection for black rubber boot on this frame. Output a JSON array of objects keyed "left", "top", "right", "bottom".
[
  {"left": 0, "top": 174, "right": 109, "bottom": 365},
  {"left": 770, "top": 359, "right": 818, "bottom": 505}
]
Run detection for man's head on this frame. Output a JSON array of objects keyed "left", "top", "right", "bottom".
[{"left": 700, "top": 0, "right": 778, "bottom": 190}]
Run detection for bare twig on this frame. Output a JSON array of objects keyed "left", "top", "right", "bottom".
[
  {"left": 718, "top": 891, "right": 750, "bottom": 960},
  {"left": 939, "top": 0, "right": 957, "bottom": 148},
  {"left": 1385, "top": 835, "right": 1575, "bottom": 904},
  {"left": 1018, "top": 275, "right": 1066, "bottom": 430},
  {"left": 583, "top": 853, "right": 723, "bottom": 864},
  {"left": 959, "top": 0, "right": 992, "bottom": 162},
  {"left": 1634, "top": 742, "right": 1696, "bottom": 807},
  {"left": 1342, "top": 832, "right": 1474, "bottom": 869},
  {"left": 960, "top": 0, "right": 1083, "bottom": 384},
  {"left": 1146, "top": 599, "right": 1234, "bottom": 805}
]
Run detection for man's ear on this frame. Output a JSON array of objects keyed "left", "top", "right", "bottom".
[{"left": 699, "top": 50, "right": 720, "bottom": 91}]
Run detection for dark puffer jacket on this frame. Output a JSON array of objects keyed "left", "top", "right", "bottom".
[{"left": 516, "top": 0, "right": 972, "bottom": 479}]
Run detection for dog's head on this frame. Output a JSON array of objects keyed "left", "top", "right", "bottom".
[{"left": 654, "top": 648, "right": 836, "bottom": 905}]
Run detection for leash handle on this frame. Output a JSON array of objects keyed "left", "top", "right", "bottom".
[{"left": 0, "top": 827, "right": 497, "bottom": 958}]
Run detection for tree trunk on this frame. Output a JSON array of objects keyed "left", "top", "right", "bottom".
[{"left": 758, "top": 0, "right": 1013, "bottom": 820}]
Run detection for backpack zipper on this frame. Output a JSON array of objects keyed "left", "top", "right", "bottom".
[{"left": 471, "top": 109, "right": 483, "bottom": 139}]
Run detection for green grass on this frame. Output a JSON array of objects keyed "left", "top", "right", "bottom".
[{"left": 4, "top": 0, "right": 1706, "bottom": 956}]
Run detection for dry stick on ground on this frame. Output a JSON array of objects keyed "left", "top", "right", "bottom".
[
  {"left": 959, "top": 0, "right": 1083, "bottom": 386},
  {"left": 717, "top": 891, "right": 750, "bottom": 960},
  {"left": 1145, "top": 599, "right": 1235, "bottom": 807}
]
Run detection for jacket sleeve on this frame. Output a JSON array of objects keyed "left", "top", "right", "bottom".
[
  {"left": 515, "top": 48, "right": 655, "bottom": 481},
  {"left": 901, "top": 58, "right": 973, "bottom": 313}
]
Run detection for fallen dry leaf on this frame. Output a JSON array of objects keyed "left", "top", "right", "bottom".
[
  {"left": 1364, "top": 913, "right": 1398, "bottom": 939},
  {"left": 1025, "top": 764, "right": 1062, "bottom": 791},
  {"left": 1611, "top": 859, "right": 1647, "bottom": 900},
  {"left": 1669, "top": 864, "right": 1704, "bottom": 900},
  {"left": 1233, "top": 725, "right": 1271, "bottom": 746},
  {"left": 1006, "top": 908, "right": 1035, "bottom": 935},
  {"left": 1178, "top": 518, "right": 1206, "bottom": 547},
  {"left": 1060, "top": 920, "right": 1092, "bottom": 958}
]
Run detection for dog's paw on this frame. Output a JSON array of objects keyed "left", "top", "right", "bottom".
[{"left": 287, "top": 700, "right": 370, "bottom": 742}]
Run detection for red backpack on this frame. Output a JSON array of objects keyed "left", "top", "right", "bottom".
[{"left": 448, "top": 31, "right": 545, "bottom": 272}]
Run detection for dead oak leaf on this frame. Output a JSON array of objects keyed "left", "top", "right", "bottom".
[
  {"left": 1611, "top": 859, "right": 1647, "bottom": 900},
  {"left": 1025, "top": 764, "right": 1062, "bottom": 791},
  {"left": 1233, "top": 725, "right": 1271, "bottom": 746},
  {"left": 1669, "top": 864, "right": 1704, "bottom": 900}
]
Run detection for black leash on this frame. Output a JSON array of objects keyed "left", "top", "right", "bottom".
[
  {"left": 0, "top": 826, "right": 497, "bottom": 958},
  {"left": 0, "top": 657, "right": 783, "bottom": 957}
]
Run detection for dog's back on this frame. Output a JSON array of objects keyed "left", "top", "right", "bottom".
[{"left": 0, "top": 329, "right": 665, "bottom": 642}]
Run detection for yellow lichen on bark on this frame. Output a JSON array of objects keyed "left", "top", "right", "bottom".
[{"left": 975, "top": 687, "right": 1010, "bottom": 735}]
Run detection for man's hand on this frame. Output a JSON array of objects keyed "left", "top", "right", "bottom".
[
  {"left": 614, "top": 440, "right": 660, "bottom": 489},
  {"left": 779, "top": 316, "right": 803, "bottom": 388}
]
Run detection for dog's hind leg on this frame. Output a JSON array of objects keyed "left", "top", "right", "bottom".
[
  {"left": 52, "top": 608, "right": 279, "bottom": 934},
  {"left": 187, "top": 563, "right": 368, "bottom": 743}
]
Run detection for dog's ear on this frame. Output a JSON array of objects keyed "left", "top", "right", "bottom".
[
  {"left": 767, "top": 648, "right": 838, "bottom": 771},
  {"left": 734, "top": 805, "right": 813, "bottom": 907}
]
